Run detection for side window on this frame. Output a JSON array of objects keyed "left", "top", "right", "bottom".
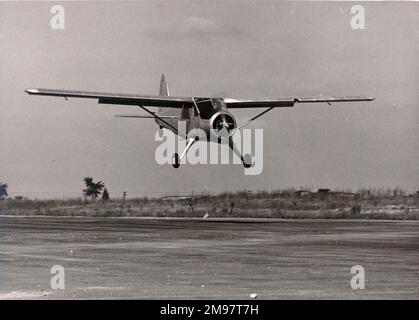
[{"left": 212, "top": 99, "right": 223, "bottom": 111}]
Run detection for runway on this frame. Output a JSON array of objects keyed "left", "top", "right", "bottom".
[{"left": 1, "top": 216, "right": 418, "bottom": 299}]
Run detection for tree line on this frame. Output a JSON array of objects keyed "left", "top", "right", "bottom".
[{"left": 0, "top": 178, "right": 110, "bottom": 201}]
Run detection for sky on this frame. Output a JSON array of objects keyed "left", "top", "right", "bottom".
[{"left": 0, "top": 1, "right": 418, "bottom": 198}]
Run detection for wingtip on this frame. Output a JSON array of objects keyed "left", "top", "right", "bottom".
[
  {"left": 25, "top": 88, "right": 39, "bottom": 94},
  {"left": 362, "top": 96, "right": 375, "bottom": 102}
]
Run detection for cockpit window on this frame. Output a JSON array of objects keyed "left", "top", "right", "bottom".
[{"left": 194, "top": 98, "right": 216, "bottom": 119}]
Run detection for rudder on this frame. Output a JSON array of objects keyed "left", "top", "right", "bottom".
[
  {"left": 159, "top": 74, "right": 169, "bottom": 96},
  {"left": 156, "top": 74, "right": 170, "bottom": 121}
]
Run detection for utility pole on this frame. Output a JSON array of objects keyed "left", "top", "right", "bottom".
[
  {"left": 121, "top": 191, "right": 127, "bottom": 208},
  {"left": 189, "top": 191, "right": 194, "bottom": 213}
]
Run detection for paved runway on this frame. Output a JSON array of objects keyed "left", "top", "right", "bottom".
[{"left": 1, "top": 216, "right": 418, "bottom": 299}]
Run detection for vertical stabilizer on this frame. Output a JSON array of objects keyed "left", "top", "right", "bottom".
[
  {"left": 159, "top": 74, "right": 169, "bottom": 96},
  {"left": 156, "top": 74, "right": 172, "bottom": 121}
]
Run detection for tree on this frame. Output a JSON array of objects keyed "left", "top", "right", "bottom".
[
  {"left": 83, "top": 177, "right": 105, "bottom": 201},
  {"left": 102, "top": 188, "right": 110, "bottom": 201},
  {"left": 0, "top": 182, "right": 8, "bottom": 200}
]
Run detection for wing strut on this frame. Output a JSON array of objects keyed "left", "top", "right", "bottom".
[
  {"left": 137, "top": 105, "right": 187, "bottom": 139},
  {"left": 237, "top": 107, "right": 275, "bottom": 130}
]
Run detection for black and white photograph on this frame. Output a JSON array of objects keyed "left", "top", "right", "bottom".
[{"left": 1, "top": 0, "right": 418, "bottom": 307}]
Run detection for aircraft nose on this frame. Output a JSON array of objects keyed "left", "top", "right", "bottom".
[{"left": 210, "top": 112, "right": 237, "bottom": 140}]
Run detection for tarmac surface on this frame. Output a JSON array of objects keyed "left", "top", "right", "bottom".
[{"left": 1, "top": 216, "right": 418, "bottom": 299}]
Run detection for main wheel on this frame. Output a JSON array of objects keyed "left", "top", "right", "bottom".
[
  {"left": 242, "top": 154, "right": 252, "bottom": 168},
  {"left": 172, "top": 153, "right": 180, "bottom": 168}
]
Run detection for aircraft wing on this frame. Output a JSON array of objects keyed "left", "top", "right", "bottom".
[
  {"left": 25, "top": 88, "right": 194, "bottom": 108},
  {"left": 224, "top": 96, "right": 375, "bottom": 108}
]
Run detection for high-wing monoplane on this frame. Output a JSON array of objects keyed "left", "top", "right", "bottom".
[{"left": 26, "top": 75, "right": 374, "bottom": 168}]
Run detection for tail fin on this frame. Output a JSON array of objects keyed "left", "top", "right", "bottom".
[
  {"left": 157, "top": 74, "right": 169, "bottom": 119},
  {"left": 159, "top": 74, "right": 169, "bottom": 96}
]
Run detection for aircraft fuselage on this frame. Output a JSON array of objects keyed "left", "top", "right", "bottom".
[{"left": 155, "top": 98, "right": 237, "bottom": 141}]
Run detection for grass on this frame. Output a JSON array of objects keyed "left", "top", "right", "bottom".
[{"left": 1, "top": 188, "right": 418, "bottom": 220}]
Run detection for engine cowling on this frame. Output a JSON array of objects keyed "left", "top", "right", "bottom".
[{"left": 209, "top": 111, "right": 237, "bottom": 139}]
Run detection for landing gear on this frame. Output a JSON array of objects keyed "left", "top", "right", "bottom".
[
  {"left": 171, "top": 137, "right": 197, "bottom": 169},
  {"left": 242, "top": 153, "right": 252, "bottom": 168},
  {"left": 172, "top": 153, "right": 180, "bottom": 168},
  {"left": 228, "top": 138, "right": 253, "bottom": 168}
]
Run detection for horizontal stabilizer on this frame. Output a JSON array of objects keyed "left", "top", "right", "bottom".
[{"left": 115, "top": 114, "right": 180, "bottom": 119}]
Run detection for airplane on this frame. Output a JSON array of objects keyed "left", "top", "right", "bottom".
[{"left": 25, "top": 74, "right": 374, "bottom": 168}]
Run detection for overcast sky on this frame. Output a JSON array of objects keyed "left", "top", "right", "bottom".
[{"left": 0, "top": 1, "right": 418, "bottom": 198}]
